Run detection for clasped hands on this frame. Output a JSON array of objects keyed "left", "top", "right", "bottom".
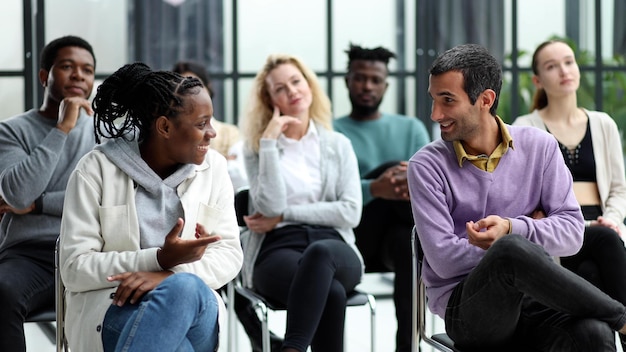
[
  {"left": 370, "top": 162, "right": 410, "bottom": 201},
  {"left": 108, "top": 218, "right": 220, "bottom": 307}
]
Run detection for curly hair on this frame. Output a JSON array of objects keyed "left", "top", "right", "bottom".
[
  {"left": 345, "top": 43, "right": 396, "bottom": 71},
  {"left": 92, "top": 62, "right": 203, "bottom": 143}
]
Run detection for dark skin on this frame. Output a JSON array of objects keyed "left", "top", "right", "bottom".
[
  {"left": 344, "top": 59, "right": 408, "bottom": 200},
  {"left": 109, "top": 89, "right": 220, "bottom": 307},
  {"left": 0, "top": 46, "right": 95, "bottom": 216}
]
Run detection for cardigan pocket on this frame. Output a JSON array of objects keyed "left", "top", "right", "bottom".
[
  {"left": 197, "top": 202, "right": 223, "bottom": 235},
  {"left": 99, "top": 204, "right": 132, "bottom": 251}
]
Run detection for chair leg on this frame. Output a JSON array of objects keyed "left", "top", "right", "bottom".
[
  {"left": 226, "top": 282, "right": 237, "bottom": 352},
  {"left": 367, "top": 294, "right": 377, "bottom": 352},
  {"left": 256, "top": 302, "right": 270, "bottom": 352}
]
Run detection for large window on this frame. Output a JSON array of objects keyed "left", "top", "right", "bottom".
[{"left": 4, "top": 0, "right": 626, "bottom": 151}]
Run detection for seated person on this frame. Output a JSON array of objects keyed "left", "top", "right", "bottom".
[
  {"left": 0, "top": 35, "right": 97, "bottom": 352},
  {"left": 59, "top": 62, "right": 243, "bottom": 352},
  {"left": 514, "top": 38, "right": 626, "bottom": 349},
  {"left": 333, "top": 43, "right": 430, "bottom": 352},
  {"left": 409, "top": 43, "right": 626, "bottom": 351},
  {"left": 172, "top": 60, "right": 240, "bottom": 158},
  {"left": 239, "top": 53, "right": 363, "bottom": 352}
]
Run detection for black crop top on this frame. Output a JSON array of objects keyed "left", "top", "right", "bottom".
[{"left": 551, "top": 119, "right": 596, "bottom": 182}]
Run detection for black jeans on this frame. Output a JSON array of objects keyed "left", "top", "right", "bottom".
[
  {"left": 358, "top": 161, "right": 414, "bottom": 352},
  {"left": 253, "top": 225, "right": 362, "bottom": 352},
  {"left": 0, "top": 239, "right": 55, "bottom": 352},
  {"left": 445, "top": 235, "right": 626, "bottom": 351},
  {"left": 561, "top": 206, "right": 626, "bottom": 308}
]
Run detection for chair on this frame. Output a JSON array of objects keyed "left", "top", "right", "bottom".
[
  {"left": 234, "top": 188, "right": 377, "bottom": 352},
  {"left": 411, "top": 226, "right": 458, "bottom": 352},
  {"left": 23, "top": 237, "right": 67, "bottom": 352}
]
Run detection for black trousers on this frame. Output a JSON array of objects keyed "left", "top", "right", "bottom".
[
  {"left": 253, "top": 225, "right": 362, "bottom": 352},
  {"left": 358, "top": 161, "right": 414, "bottom": 352}
]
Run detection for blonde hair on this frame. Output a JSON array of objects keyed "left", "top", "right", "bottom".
[{"left": 241, "top": 54, "right": 332, "bottom": 153}]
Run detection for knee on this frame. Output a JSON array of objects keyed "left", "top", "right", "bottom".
[
  {"left": 565, "top": 319, "right": 614, "bottom": 351},
  {"left": 489, "top": 235, "right": 541, "bottom": 263},
  {"left": 301, "top": 241, "right": 335, "bottom": 264},
  {"left": 160, "top": 273, "right": 212, "bottom": 302}
]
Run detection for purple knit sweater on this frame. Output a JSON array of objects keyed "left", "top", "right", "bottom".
[{"left": 408, "top": 124, "right": 584, "bottom": 318}]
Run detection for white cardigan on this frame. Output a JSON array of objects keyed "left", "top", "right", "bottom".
[
  {"left": 60, "top": 148, "right": 243, "bottom": 352},
  {"left": 514, "top": 109, "right": 626, "bottom": 234}
]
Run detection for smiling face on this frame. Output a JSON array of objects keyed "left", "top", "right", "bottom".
[
  {"left": 167, "top": 88, "right": 216, "bottom": 165},
  {"left": 41, "top": 46, "right": 95, "bottom": 103},
  {"left": 429, "top": 71, "right": 483, "bottom": 142},
  {"left": 532, "top": 41, "right": 580, "bottom": 98},
  {"left": 345, "top": 59, "right": 388, "bottom": 119},
  {"left": 265, "top": 63, "right": 312, "bottom": 118}
]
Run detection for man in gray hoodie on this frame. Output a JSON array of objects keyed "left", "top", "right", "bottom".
[{"left": 0, "top": 35, "right": 96, "bottom": 351}]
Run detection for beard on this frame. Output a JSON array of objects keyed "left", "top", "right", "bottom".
[{"left": 349, "top": 94, "right": 383, "bottom": 117}]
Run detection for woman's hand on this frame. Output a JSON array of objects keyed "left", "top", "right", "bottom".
[
  {"left": 261, "top": 106, "right": 301, "bottom": 139},
  {"left": 244, "top": 212, "right": 282, "bottom": 233},
  {"left": 157, "top": 218, "right": 221, "bottom": 269},
  {"left": 594, "top": 216, "right": 621, "bottom": 235},
  {"left": 107, "top": 271, "right": 173, "bottom": 306}
]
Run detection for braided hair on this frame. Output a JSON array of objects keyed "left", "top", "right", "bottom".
[
  {"left": 345, "top": 43, "right": 396, "bottom": 71},
  {"left": 93, "top": 62, "right": 203, "bottom": 143}
]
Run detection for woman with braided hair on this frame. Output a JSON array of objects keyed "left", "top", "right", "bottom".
[{"left": 59, "top": 62, "right": 243, "bottom": 352}]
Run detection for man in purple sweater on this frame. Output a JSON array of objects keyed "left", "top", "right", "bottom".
[{"left": 408, "top": 43, "right": 626, "bottom": 350}]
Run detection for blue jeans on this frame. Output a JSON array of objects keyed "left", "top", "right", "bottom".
[
  {"left": 102, "top": 273, "right": 219, "bottom": 352},
  {"left": 445, "top": 235, "right": 626, "bottom": 351}
]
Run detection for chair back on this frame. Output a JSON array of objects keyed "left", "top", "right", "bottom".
[{"left": 234, "top": 188, "right": 249, "bottom": 227}]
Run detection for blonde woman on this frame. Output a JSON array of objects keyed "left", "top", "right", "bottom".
[{"left": 239, "top": 54, "right": 363, "bottom": 352}]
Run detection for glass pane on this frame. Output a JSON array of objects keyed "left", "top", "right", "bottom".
[
  {"left": 45, "top": 0, "right": 128, "bottom": 73},
  {"left": 0, "top": 78, "right": 25, "bottom": 121},
  {"left": 237, "top": 0, "right": 327, "bottom": 72},
  {"left": 0, "top": 0, "right": 23, "bottom": 70},
  {"left": 516, "top": 0, "right": 567, "bottom": 68},
  {"left": 331, "top": 0, "right": 397, "bottom": 72},
  {"left": 602, "top": 0, "right": 626, "bottom": 67},
  {"left": 501, "top": 71, "right": 534, "bottom": 123},
  {"left": 236, "top": 78, "right": 256, "bottom": 124}
]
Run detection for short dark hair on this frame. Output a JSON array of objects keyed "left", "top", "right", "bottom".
[
  {"left": 39, "top": 35, "right": 96, "bottom": 71},
  {"left": 345, "top": 43, "right": 396, "bottom": 71},
  {"left": 171, "top": 61, "right": 214, "bottom": 98},
  {"left": 429, "top": 44, "right": 502, "bottom": 116}
]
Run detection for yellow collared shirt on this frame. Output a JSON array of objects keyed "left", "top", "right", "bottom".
[{"left": 452, "top": 116, "right": 514, "bottom": 172}]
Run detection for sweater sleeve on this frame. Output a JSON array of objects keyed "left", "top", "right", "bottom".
[
  {"left": 597, "top": 114, "right": 626, "bottom": 227},
  {"left": 244, "top": 139, "right": 288, "bottom": 217},
  {"left": 0, "top": 123, "right": 68, "bottom": 210}
]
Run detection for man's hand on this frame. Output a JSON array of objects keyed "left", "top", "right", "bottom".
[
  {"left": 466, "top": 215, "right": 510, "bottom": 250},
  {"left": 243, "top": 212, "right": 282, "bottom": 233},
  {"left": 370, "top": 161, "right": 410, "bottom": 201},
  {"left": 56, "top": 96, "right": 93, "bottom": 134},
  {"left": 107, "top": 271, "right": 173, "bottom": 306},
  {"left": 0, "top": 197, "right": 35, "bottom": 215},
  {"left": 157, "top": 218, "right": 221, "bottom": 269}
]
